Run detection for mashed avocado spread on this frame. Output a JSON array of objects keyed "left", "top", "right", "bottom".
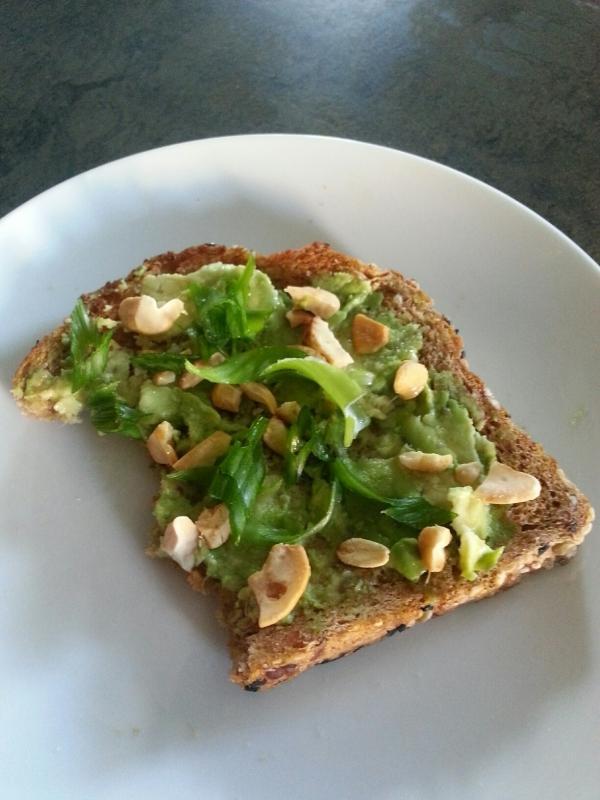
[{"left": 25, "top": 257, "right": 514, "bottom": 618}]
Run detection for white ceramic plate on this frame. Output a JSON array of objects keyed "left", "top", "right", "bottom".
[{"left": 1, "top": 135, "right": 598, "bottom": 800}]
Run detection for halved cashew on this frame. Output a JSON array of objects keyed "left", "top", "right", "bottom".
[
  {"left": 211, "top": 383, "right": 242, "bottom": 412},
  {"left": 118, "top": 295, "right": 185, "bottom": 335},
  {"left": 263, "top": 416, "right": 288, "bottom": 455},
  {"left": 172, "top": 431, "right": 231, "bottom": 470},
  {"left": 147, "top": 421, "right": 177, "bottom": 466},
  {"left": 179, "top": 359, "right": 204, "bottom": 389},
  {"left": 276, "top": 400, "right": 301, "bottom": 424},
  {"left": 153, "top": 370, "right": 176, "bottom": 386},
  {"left": 160, "top": 516, "right": 198, "bottom": 571},
  {"left": 285, "top": 285, "right": 340, "bottom": 319},
  {"left": 305, "top": 317, "right": 353, "bottom": 368},
  {"left": 286, "top": 309, "right": 314, "bottom": 328},
  {"left": 337, "top": 538, "right": 390, "bottom": 568},
  {"left": 418, "top": 525, "right": 452, "bottom": 573},
  {"left": 474, "top": 462, "right": 541, "bottom": 504},
  {"left": 352, "top": 313, "right": 390, "bottom": 355},
  {"left": 240, "top": 382, "right": 277, "bottom": 414},
  {"left": 393, "top": 360, "right": 429, "bottom": 399},
  {"left": 455, "top": 461, "right": 482, "bottom": 486},
  {"left": 248, "top": 543, "right": 311, "bottom": 627},
  {"left": 398, "top": 450, "right": 453, "bottom": 473},
  {"left": 196, "top": 503, "right": 230, "bottom": 549}
]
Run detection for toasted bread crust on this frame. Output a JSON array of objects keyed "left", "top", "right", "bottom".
[{"left": 13, "top": 242, "right": 594, "bottom": 690}]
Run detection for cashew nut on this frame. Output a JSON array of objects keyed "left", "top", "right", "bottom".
[
  {"left": 455, "top": 461, "right": 482, "bottom": 486},
  {"left": 240, "top": 382, "right": 278, "bottom": 414},
  {"left": 147, "top": 421, "right": 177, "bottom": 466},
  {"left": 393, "top": 360, "right": 429, "bottom": 400},
  {"left": 418, "top": 525, "right": 452, "bottom": 572},
  {"left": 160, "top": 516, "right": 199, "bottom": 571},
  {"left": 474, "top": 461, "right": 541, "bottom": 504},
  {"left": 152, "top": 370, "right": 176, "bottom": 386},
  {"left": 196, "top": 503, "right": 230, "bottom": 549},
  {"left": 305, "top": 317, "right": 353, "bottom": 368},
  {"left": 118, "top": 294, "right": 185, "bottom": 335},
  {"left": 285, "top": 285, "right": 340, "bottom": 319},
  {"left": 398, "top": 450, "right": 453, "bottom": 473},
  {"left": 263, "top": 416, "right": 288, "bottom": 455},
  {"left": 211, "top": 383, "right": 242, "bottom": 412},
  {"left": 248, "top": 543, "right": 311, "bottom": 627},
  {"left": 337, "top": 538, "right": 390, "bottom": 568},
  {"left": 351, "top": 313, "right": 390, "bottom": 355},
  {"left": 286, "top": 309, "right": 314, "bottom": 328},
  {"left": 172, "top": 431, "right": 231, "bottom": 470},
  {"left": 179, "top": 359, "right": 204, "bottom": 389},
  {"left": 276, "top": 400, "right": 301, "bottom": 424}
]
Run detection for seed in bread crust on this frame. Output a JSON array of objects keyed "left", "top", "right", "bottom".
[
  {"left": 337, "top": 538, "right": 390, "bottom": 568},
  {"left": 393, "top": 360, "right": 428, "bottom": 399},
  {"left": 118, "top": 295, "right": 184, "bottom": 335},
  {"left": 248, "top": 544, "right": 311, "bottom": 627}
]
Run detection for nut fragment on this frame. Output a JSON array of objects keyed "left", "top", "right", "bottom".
[
  {"left": 398, "top": 450, "right": 453, "bottom": 473},
  {"left": 160, "top": 516, "right": 198, "bottom": 571},
  {"left": 196, "top": 503, "right": 230, "bottom": 549},
  {"left": 118, "top": 294, "right": 185, "bottom": 335},
  {"left": 263, "top": 416, "right": 288, "bottom": 455},
  {"left": 455, "top": 461, "right": 482, "bottom": 486},
  {"left": 337, "top": 538, "right": 390, "bottom": 568},
  {"left": 474, "top": 461, "right": 541, "bottom": 504},
  {"left": 172, "top": 431, "right": 231, "bottom": 470},
  {"left": 276, "top": 400, "right": 301, "bottom": 424},
  {"left": 393, "top": 360, "right": 429, "bottom": 399},
  {"left": 211, "top": 383, "right": 242, "bottom": 412},
  {"left": 285, "top": 285, "right": 340, "bottom": 319},
  {"left": 147, "top": 421, "right": 177, "bottom": 466},
  {"left": 351, "top": 313, "right": 390, "bottom": 354},
  {"left": 153, "top": 370, "right": 176, "bottom": 386},
  {"left": 240, "top": 382, "right": 277, "bottom": 414},
  {"left": 179, "top": 359, "right": 204, "bottom": 389},
  {"left": 286, "top": 309, "right": 314, "bottom": 328},
  {"left": 248, "top": 543, "right": 311, "bottom": 627},
  {"left": 418, "top": 525, "right": 452, "bottom": 572},
  {"left": 305, "top": 317, "right": 353, "bottom": 368}
]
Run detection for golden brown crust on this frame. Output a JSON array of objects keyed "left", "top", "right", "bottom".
[{"left": 12, "top": 242, "right": 595, "bottom": 690}]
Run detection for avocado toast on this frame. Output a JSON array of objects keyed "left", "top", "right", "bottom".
[{"left": 13, "top": 242, "right": 594, "bottom": 690}]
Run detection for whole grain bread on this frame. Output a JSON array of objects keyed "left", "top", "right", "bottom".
[{"left": 13, "top": 242, "right": 594, "bottom": 690}]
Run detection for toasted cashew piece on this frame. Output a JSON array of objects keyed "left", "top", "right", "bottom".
[
  {"left": 337, "top": 538, "right": 390, "bottom": 568},
  {"left": 286, "top": 309, "right": 314, "bottom": 328},
  {"left": 160, "top": 516, "right": 198, "bottom": 571},
  {"left": 240, "top": 382, "right": 277, "bottom": 414},
  {"left": 418, "top": 525, "right": 452, "bottom": 573},
  {"left": 393, "top": 360, "right": 429, "bottom": 399},
  {"left": 118, "top": 295, "right": 184, "bottom": 335},
  {"left": 211, "top": 383, "right": 242, "bottom": 412},
  {"left": 305, "top": 317, "right": 353, "bottom": 368},
  {"left": 263, "top": 416, "right": 288, "bottom": 455},
  {"left": 196, "top": 503, "right": 230, "bottom": 549},
  {"left": 276, "top": 400, "right": 301, "bottom": 424},
  {"left": 474, "top": 462, "right": 541, "bottom": 504},
  {"left": 398, "top": 451, "right": 453, "bottom": 473},
  {"left": 248, "top": 544, "right": 311, "bottom": 627},
  {"left": 179, "top": 359, "right": 204, "bottom": 390},
  {"left": 455, "top": 461, "right": 482, "bottom": 486},
  {"left": 172, "top": 431, "right": 231, "bottom": 470},
  {"left": 152, "top": 370, "right": 176, "bottom": 386},
  {"left": 147, "top": 421, "right": 177, "bottom": 466},
  {"left": 352, "top": 313, "right": 390, "bottom": 355},
  {"left": 285, "top": 285, "right": 340, "bottom": 319}
]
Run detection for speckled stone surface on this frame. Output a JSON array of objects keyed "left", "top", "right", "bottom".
[{"left": 1, "top": 0, "right": 599, "bottom": 260}]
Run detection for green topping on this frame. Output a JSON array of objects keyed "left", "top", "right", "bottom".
[
  {"left": 184, "top": 346, "right": 307, "bottom": 384},
  {"left": 88, "top": 386, "right": 146, "bottom": 438},
  {"left": 448, "top": 486, "right": 505, "bottom": 580},
  {"left": 389, "top": 538, "right": 426, "bottom": 582},
  {"left": 69, "top": 300, "right": 113, "bottom": 391},
  {"left": 131, "top": 352, "right": 188, "bottom": 374},
  {"left": 284, "top": 407, "right": 329, "bottom": 484},
  {"left": 458, "top": 527, "right": 504, "bottom": 581}
]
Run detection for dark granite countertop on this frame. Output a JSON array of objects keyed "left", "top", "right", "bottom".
[{"left": 2, "top": 0, "right": 599, "bottom": 260}]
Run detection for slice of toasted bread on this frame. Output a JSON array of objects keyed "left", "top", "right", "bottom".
[{"left": 13, "top": 242, "right": 594, "bottom": 690}]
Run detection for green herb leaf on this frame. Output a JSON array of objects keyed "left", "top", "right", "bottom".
[
  {"left": 263, "top": 358, "right": 369, "bottom": 445},
  {"left": 69, "top": 300, "right": 113, "bottom": 391},
  {"left": 185, "top": 346, "right": 307, "bottom": 384},
  {"left": 284, "top": 407, "right": 330, "bottom": 484},
  {"left": 88, "top": 386, "right": 146, "bottom": 438},
  {"left": 132, "top": 352, "right": 188, "bottom": 374},
  {"left": 382, "top": 498, "right": 454, "bottom": 528},
  {"left": 209, "top": 416, "right": 269, "bottom": 544},
  {"left": 332, "top": 456, "right": 392, "bottom": 504},
  {"left": 389, "top": 538, "right": 426, "bottom": 581}
]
